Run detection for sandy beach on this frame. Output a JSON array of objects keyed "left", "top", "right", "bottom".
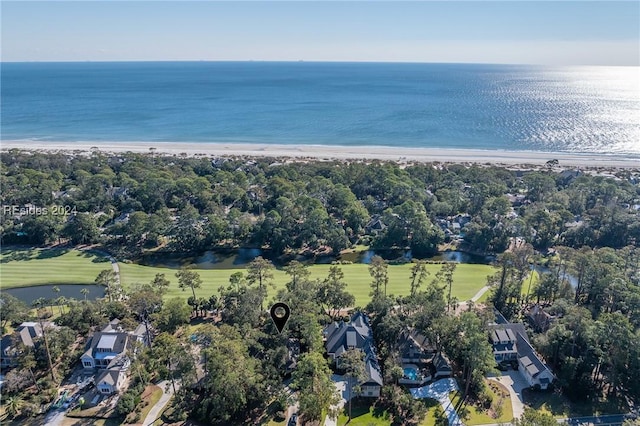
[{"left": 1, "top": 140, "right": 639, "bottom": 169}]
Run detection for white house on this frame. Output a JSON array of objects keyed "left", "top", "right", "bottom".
[
  {"left": 80, "top": 320, "right": 149, "bottom": 395},
  {"left": 490, "top": 313, "right": 555, "bottom": 390},
  {"left": 516, "top": 334, "right": 555, "bottom": 390},
  {"left": 81, "top": 332, "right": 130, "bottom": 369},
  {"left": 96, "top": 369, "right": 127, "bottom": 395}
]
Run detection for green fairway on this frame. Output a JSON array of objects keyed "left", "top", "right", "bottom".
[
  {"left": 120, "top": 261, "right": 495, "bottom": 306},
  {"left": 0, "top": 248, "right": 112, "bottom": 288},
  {"left": 1, "top": 248, "right": 495, "bottom": 306}
]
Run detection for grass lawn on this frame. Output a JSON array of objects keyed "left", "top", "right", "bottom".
[
  {"left": 0, "top": 247, "right": 111, "bottom": 288},
  {"left": 120, "top": 262, "right": 495, "bottom": 307},
  {"left": 130, "top": 384, "right": 163, "bottom": 424},
  {"left": 1, "top": 247, "right": 495, "bottom": 307},
  {"left": 521, "top": 271, "right": 541, "bottom": 298},
  {"left": 419, "top": 398, "right": 442, "bottom": 426},
  {"left": 337, "top": 400, "right": 392, "bottom": 425},
  {"left": 523, "top": 388, "right": 630, "bottom": 418},
  {"left": 450, "top": 381, "right": 513, "bottom": 425}
]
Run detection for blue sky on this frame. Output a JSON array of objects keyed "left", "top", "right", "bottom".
[{"left": 2, "top": 1, "right": 639, "bottom": 65}]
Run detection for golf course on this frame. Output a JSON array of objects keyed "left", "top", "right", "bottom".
[{"left": 1, "top": 247, "right": 496, "bottom": 306}]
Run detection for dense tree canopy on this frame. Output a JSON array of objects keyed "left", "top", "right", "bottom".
[{"left": 3, "top": 150, "right": 637, "bottom": 258}]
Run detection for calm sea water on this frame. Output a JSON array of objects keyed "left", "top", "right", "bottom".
[{"left": 2, "top": 62, "right": 639, "bottom": 154}]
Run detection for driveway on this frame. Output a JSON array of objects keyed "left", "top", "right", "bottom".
[
  {"left": 143, "top": 380, "right": 179, "bottom": 426},
  {"left": 324, "top": 374, "right": 348, "bottom": 426},
  {"left": 488, "top": 370, "right": 528, "bottom": 419},
  {"left": 43, "top": 407, "right": 66, "bottom": 426},
  {"left": 410, "top": 378, "right": 463, "bottom": 426}
]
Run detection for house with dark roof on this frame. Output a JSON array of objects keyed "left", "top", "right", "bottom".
[
  {"left": 81, "top": 332, "right": 130, "bottom": 369},
  {"left": 489, "top": 327, "right": 518, "bottom": 363},
  {"left": 365, "top": 216, "right": 386, "bottom": 235},
  {"left": 0, "top": 321, "right": 57, "bottom": 369},
  {"left": 79, "top": 320, "right": 148, "bottom": 394},
  {"left": 396, "top": 328, "right": 452, "bottom": 386},
  {"left": 324, "top": 312, "right": 383, "bottom": 397},
  {"left": 525, "top": 305, "right": 556, "bottom": 333},
  {"left": 0, "top": 336, "right": 17, "bottom": 368},
  {"left": 489, "top": 312, "right": 555, "bottom": 390}
]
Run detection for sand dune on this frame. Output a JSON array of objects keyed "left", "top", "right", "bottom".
[{"left": 2, "top": 140, "right": 638, "bottom": 169}]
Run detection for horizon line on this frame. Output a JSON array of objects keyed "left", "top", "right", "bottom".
[{"left": 2, "top": 59, "right": 638, "bottom": 67}]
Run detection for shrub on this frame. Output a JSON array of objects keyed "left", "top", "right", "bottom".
[
  {"left": 116, "top": 392, "right": 136, "bottom": 416},
  {"left": 478, "top": 389, "right": 493, "bottom": 409}
]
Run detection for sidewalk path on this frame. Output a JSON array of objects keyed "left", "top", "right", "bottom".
[
  {"left": 470, "top": 285, "right": 491, "bottom": 302},
  {"left": 84, "top": 247, "right": 120, "bottom": 286},
  {"left": 410, "top": 378, "right": 463, "bottom": 426},
  {"left": 143, "top": 380, "right": 177, "bottom": 426}
]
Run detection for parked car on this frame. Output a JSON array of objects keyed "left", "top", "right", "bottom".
[{"left": 288, "top": 413, "right": 298, "bottom": 426}]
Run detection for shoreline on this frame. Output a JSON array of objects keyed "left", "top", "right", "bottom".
[{"left": 2, "top": 140, "right": 639, "bottom": 169}]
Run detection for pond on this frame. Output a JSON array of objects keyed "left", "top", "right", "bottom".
[
  {"left": 140, "top": 247, "right": 494, "bottom": 268},
  {"left": 3, "top": 284, "right": 105, "bottom": 305},
  {"left": 340, "top": 249, "right": 494, "bottom": 264},
  {"left": 138, "top": 248, "right": 264, "bottom": 269},
  {"left": 533, "top": 265, "right": 579, "bottom": 289}
]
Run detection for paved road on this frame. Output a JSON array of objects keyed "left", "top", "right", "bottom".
[
  {"left": 488, "top": 370, "right": 528, "bottom": 419},
  {"left": 558, "top": 414, "right": 629, "bottom": 426},
  {"left": 143, "top": 380, "right": 178, "bottom": 426}
]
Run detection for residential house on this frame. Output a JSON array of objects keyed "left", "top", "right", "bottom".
[
  {"left": 489, "top": 313, "right": 555, "bottom": 390},
  {"left": 96, "top": 368, "right": 127, "bottom": 395},
  {"left": 80, "top": 320, "right": 148, "bottom": 395},
  {"left": 365, "top": 216, "right": 386, "bottom": 235},
  {"left": 526, "top": 305, "right": 556, "bottom": 333},
  {"left": 396, "top": 328, "right": 452, "bottom": 386},
  {"left": 0, "top": 336, "right": 17, "bottom": 368},
  {"left": 0, "top": 321, "right": 57, "bottom": 369},
  {"left": 81, "top": 332, "right": 129, "bottom": 369},
  {"left": 324, "top": 312, "right": 383, "bottom": 397},
  {"left": 489, "top": 327, "right": 518, "bottom": 363}
]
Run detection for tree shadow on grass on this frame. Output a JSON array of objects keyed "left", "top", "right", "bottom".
[
  {"left": 522, "top": 388, "right": 628, "bottom": 418},
  {"left": 341, "top": 398, "right": 390, "bottom": 423},
  {"left": 0, "top": 249, "right": 36, "bottom": 263},
  {"left": 36, "top": 248, "right": 69, "bottom": 259},
  {"left": 79, "top": 250, "right": 111, "bottom": 263}
]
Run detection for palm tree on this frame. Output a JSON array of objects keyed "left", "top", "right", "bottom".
[
  {"left": 52, "top": 286, "right": 61, "bottom": 314},
  {"left": 5, "top": 395, "right": 23, "bottom": 419},
  {"left": 95, "top": 269, "right": 117, "bottom": 302},
  {"left": 56, "top": 296, "right": 67, "bottom": 315},
  {"left": 32, "top": 297, "right": 46, "bottom": 314},
  {"left": 80, "top": 288, "right": 89, "bottom": 302}
]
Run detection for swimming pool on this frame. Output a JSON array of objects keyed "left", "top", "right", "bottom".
[{"left": 404, "top": 367, "right": 419, "bottom": 381}]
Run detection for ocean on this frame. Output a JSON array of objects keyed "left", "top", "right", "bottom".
[{"left": 1, "top": 61, "right": 639, "bottom": 155}]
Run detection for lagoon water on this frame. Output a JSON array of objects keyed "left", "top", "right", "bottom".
[
  {"left": 4, "top": 284, "right": 105, "bottom": 305},
  {"left": 2, "top": 62, "right": 639, "bottom": 154}
]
